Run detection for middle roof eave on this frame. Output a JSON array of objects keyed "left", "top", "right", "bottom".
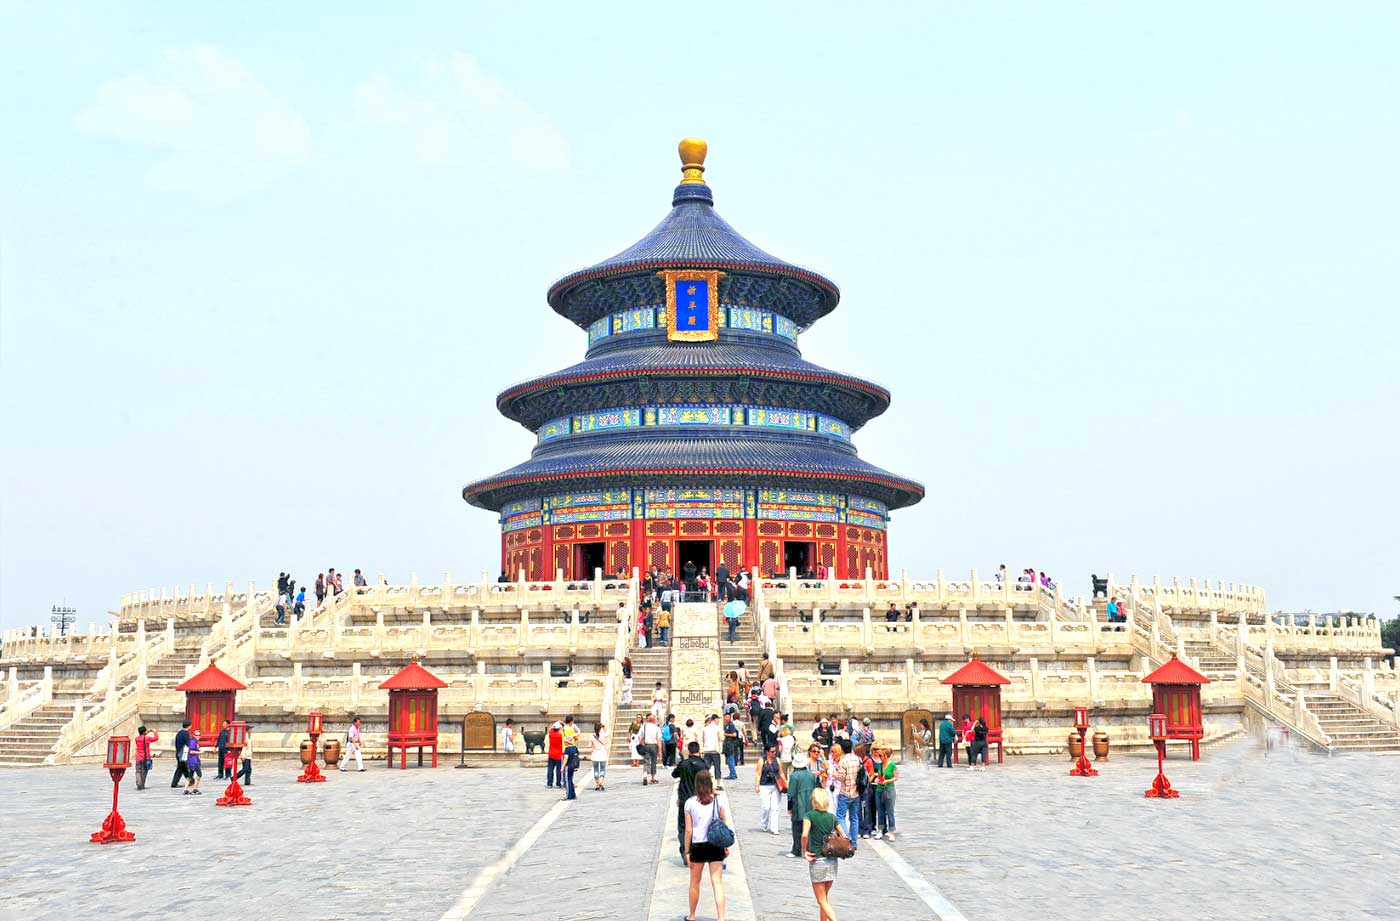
[{"left": 495, "top": 342, "right": 892, "bottom": 427}]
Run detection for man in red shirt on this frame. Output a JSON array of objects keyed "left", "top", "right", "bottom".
[{"left": 546, "top": 721, "right": 565, "bottom": 788}]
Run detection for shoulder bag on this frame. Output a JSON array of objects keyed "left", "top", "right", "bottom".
[
  {"left": 704, "top": 797, "right": 735, "bottom": 848},
  {"left": 821, "top": 821, "right": 855, "bottom": 859}
]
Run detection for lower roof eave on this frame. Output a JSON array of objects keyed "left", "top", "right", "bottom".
[{"left": 462, "top": 466, "right": 925, "bottom": 514}]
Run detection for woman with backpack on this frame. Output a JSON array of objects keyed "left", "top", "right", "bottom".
[
  {"left": 803, "top": 787, "right": 842, "bottom": 921},
  {"left": 682, "top": 770, "right": 731, "bottom": 921}
]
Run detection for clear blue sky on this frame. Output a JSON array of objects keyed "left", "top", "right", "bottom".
[{"left": 3, "top": 2, "right": 1397, "bottom": 633}]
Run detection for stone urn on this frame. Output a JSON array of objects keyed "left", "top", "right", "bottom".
[
  {"left": 323, "top": 739, "right": 341, "bottom": 767},
  {"left": 1067, "top": 731, "right": 1084, "bottom": 759},
  {"left": 1092, "top": 731, "right": 1110, "bottom": 761},
  {"left": 299, "top": 740, "right": 316, "bottom": 765}
]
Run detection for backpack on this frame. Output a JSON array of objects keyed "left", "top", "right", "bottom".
[
  {"left": 856, "top": 762, "right": 869, "bottom": 795},
  {"left": 661, "top": 724, "right": 673, "bottom": 743},
  {"left": 704, "top": 797, "right": 735, "bottom": 848}
]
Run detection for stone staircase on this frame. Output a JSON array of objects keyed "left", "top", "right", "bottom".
[
  {"left": 1302, "top": 692, "right": 1400, "bottom": 754},
  {"left": 1183, "top": 641, "right": 1240, "bottom": 680},
  {"left": 145, "top": 645, "right": 208, "bottom": 690},
  {"left": 0, "top": 697, "right": 85, "bottom": 766},
  {"left": 611, "top": 645, "right": 671, "bottom": 762},
  {"left": 718, "top": 607, "right": 763, "bottom": 705}
]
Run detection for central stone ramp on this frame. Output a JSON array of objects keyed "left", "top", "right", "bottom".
[{"left": 669, "top": 602, "right": 723, "bottom": 720}]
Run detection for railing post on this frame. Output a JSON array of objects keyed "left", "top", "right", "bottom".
[
  {"left": 958, "top": 607, "right": 970, "bottom": 650},
  {"left": 860, "top": 607, "right": 873, "bottom": 654},
  {"left": 409, "top": 571, "right": 420, "bottom": 606},
  {"left": 1086, "top": 656, "right": 1099, "bottom": 702},
  {"left": 839, "top": 658, "right": 851, "bottom": 708},
  {"left": 350, "top": 662, "right": 362, "bottom": 705},
  {"left": 1029, "top": 657, "right": 1042, "bottom": 702},
  {"left": 936, "top": 568, "right": 946, "bottom": 605},
  {"left": 593, "top": 567, "right": 603, "bottom": 602},
  {"left": 292, "top": 662, "right": 303, "bottom": 707},
  {"left": 970, "top": 569, "right": 981, "bottom": 606},
  {"left": 1328, "top": 656, "right": 1338, "bottom": 692}
]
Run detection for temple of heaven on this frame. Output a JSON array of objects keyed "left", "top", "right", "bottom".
[{"left": 464, "top": 139, "right": 923, "bottom": 582}]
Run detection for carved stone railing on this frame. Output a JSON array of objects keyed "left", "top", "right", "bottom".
[
  {"left": 0, "top": 668, "right": 53, "bottom": 731},
  {"left": 768, "top": 613, "right": 1133, "bottom": 659}
]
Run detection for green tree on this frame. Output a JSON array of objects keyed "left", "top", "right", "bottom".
[{"left": 1381, "top": 616, "right": 1400, "bottom": 665}]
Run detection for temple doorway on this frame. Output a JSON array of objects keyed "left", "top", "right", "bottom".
[
  {"left": 783, "top": 541, "right": 815, "bottom": 576},
  {"left": 676, "top": 540, "right": 713, "bottom": 588},
  {"left": 574, "top": 542, "right": 606, "bottom": 579}
]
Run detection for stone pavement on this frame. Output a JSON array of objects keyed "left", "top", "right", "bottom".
[{"left": 2, "top": 740, "right": 1397, "bottom": 921}]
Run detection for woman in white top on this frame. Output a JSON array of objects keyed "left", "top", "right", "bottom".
[
  {"left": 589, "top": 722, "right": 608, "bottom": 791},
  {"left": 682, "top": 770, "right": 730, "bottom": 921}
]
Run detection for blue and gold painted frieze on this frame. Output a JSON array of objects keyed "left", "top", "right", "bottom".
[
  {"left": 586, "top": 302, "right": 799, "bottom": 347},
  {"left": 573, "top": 408, "right": 641, "bottom": 434},
  {"left": 501, "top": 496, "right": 544, "bottom": 532},
  {"left": 643, "top": 486, "right": 744, "bottom": 519},
  {"left": 747, "top": 407, "right": 817, "bottom": 433},
  {"left": 757, "top": 487, "right": 842, "bottom": 522},
  {"left": 545, "top": 488, "right": 633, "bottom": 525},
  {"left": 539, "top": 403, "right": 851, "bottom": 443},
  {"left": 648, "top": 404, "right": 735, "bottom": 426}
]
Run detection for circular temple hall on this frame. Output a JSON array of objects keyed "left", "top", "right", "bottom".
[{"left": 464, "top": 139, "right": 923, "bottom": 581}]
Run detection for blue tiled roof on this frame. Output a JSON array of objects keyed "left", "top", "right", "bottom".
[
  {"left": 546, "top": 183, "right": 840, "bottom": 329},
  {"left": 463, "top": 430, "right": 925, "bottom": 512},
  {"left": 497, "top": 341, "right": 891, "bottom": 430}
]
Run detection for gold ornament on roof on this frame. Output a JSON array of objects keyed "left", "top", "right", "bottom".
[{"left": 678, "top": 137, "right": 708, "bottom": 185}]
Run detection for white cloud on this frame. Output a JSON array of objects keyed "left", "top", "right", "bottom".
[
  {"left": 354, "top": 53, "right": 568, "bottom": 182},
  {"left": 76, "top": 46, "right": 311, "bottom": 196}
]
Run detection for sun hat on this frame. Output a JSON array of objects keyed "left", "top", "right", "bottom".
[
  {"left": 552, "top": 721, "right": 563, "bottom": 729},
  {"left": 792, "top": 752, "right": 810, "bottom": 769}
]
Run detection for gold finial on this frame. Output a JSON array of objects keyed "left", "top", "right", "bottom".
[{"left": 678, "top": 137, "right": 708, "bottom": 185}]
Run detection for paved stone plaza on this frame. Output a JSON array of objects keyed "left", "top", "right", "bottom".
[{"left": 1, "top": 740, "right": 1396, "bottom": 920}]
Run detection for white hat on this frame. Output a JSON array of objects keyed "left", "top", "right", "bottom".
[
  {"left": 792, "top": 752, "right": 810, "bottom": 769},
  {"left": 552, "top": 721, "right": 563, "bottom": 729}
]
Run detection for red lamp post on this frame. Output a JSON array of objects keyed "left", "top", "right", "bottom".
[
  {"left": 1068, "top": 705, "right": 1098, "bottom": 777},
  {"left": 297, "top": 711, "right": 327, "bottom": 783},
  {"left": 216, "top": 720, "right": 252, "bottom": 806},
  {"left": 90, "top": 735, "right": 136, "bottom": 844},
  {"left": 1144, "top": 712, "right": 1179, "bottom": 798}
]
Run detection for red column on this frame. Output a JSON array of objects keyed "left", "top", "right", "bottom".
[{"left": 742, "top": 518, "right": 758, "bottom": 574}]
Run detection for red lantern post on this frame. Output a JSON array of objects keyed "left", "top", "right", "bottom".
[
  {"left": 1068, "top": 705, "right": 1098, "bottom": 777},
  {"left": 1144, "top": 712, "right": 1179, "bottom": 798},
  {"left": 90, "top": 735, "right": 136, "bottom": 844},
  {"left": 297, "top": 711, "right": 327, "bottom": 783},
  {"left": 216, "top": 720, "right": 252, "bottom": 806}
]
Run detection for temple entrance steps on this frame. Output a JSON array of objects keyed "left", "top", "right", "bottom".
[
  {"left": 1182, "top": 641, "right": 1241, "bottom": 678},
  {"left": 1302, "top": 693, "right": 1400, "bottom": 753},
  {"left": 0, "top": 697, "right": 85, "bottom": 766},
  {"left": 610, "top": 645, "right": 670, "bottom": 762},
  {"left": 717, "top": 606, "right": 763, "bottom": 702}
]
